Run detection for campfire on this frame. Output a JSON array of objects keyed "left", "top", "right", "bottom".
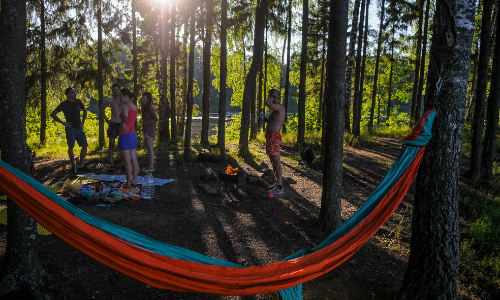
[{"left": 224, "top": 164, "right": 239, "bottom": 175}]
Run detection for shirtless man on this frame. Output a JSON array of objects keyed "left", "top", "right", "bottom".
[
  {"left": 264, "top": 88, "right": 286, "bottom": 195},
  {"left": 100, "top": 83, "right": 121, "bottom": 172}
]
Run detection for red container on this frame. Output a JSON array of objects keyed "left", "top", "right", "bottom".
[{"left": 95, "top": 182, "right": 104, "bottom": 193}]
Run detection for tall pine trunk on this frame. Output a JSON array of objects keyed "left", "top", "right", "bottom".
[
  {"left": 416, "top": 0, "right": 431, "bottom": 115},
  {"left": 283, "top": 0, "right": 292, "bottom": 134},
  {"left": 201, "top": 0, "right": 213, "bottom": 145},
  {"left": 0, "top": 0, "right": 47, "bottom": 295},
  {"left": 184, "top": 2, "right": 196, "bottom": 161},
  {"left": 179, "top": 5, "right": 189, "bottom": 138},
  {"left": 170, "top": 3, "right": 177, "bottom": 140},
  {"left": 387, "top": 41, "right": 394, "bottom": 124},
  {"left": 345, "top": 0, "right": 361, "bottom": 133},
  {"left": 218, "top": 0, "right": 227, "bottom": 161},
  {"left": 239, "top": 0, "right": 268, "bottom": 155},
  {"left": 469, "top": 0, "right": 494, "bottom": 179},
  {"left": 352, "top": 0, "right": 366, "bottom": 136},
  {"left": 40, "top": 1, "right": 47, "bottom": 145},
  {"left": 410, "top": 0, "right": 424, "bottom": 123},
  {"left": 318, "top": 0, "right": 348, "bottom": 232},
  {"left": 98, "top": 0, "right": 105, "bottom": 147},
  {"left": 480, "top": 14, "right": 500, "bottom": 180},
  {"left": 132, "top": 0, "right": 138, "bottom": 103},
  {"left": 297, "top": 0, "right": 309, "bottom": 144},
  {"left": 399, "top": 0, "right": 475, "bottom": 297},
  {"left": 357, "top": 0, "right": 370, "bottom": 132},
  {"left": 159, "top": 6, "right": 171, "bottom": 142},
  {"left": 369, "top": 0, "right": 385, "bottom": 132}
]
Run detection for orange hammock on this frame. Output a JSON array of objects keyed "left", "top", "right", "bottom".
[{"left": 0, "top": 109, "right": 435, "bottom": 298}]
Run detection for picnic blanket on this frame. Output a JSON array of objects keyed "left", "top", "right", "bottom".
[{"left": 79, "top": 174, "right": 174, "bottom": 186}]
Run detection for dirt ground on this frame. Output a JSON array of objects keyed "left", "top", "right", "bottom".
[{"left": 0, "top": 137, "right": 485, "bottom": 299}]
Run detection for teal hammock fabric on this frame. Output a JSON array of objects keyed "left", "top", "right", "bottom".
[{"left": 0, "top": 109, "right": 436, "bottom": 300}]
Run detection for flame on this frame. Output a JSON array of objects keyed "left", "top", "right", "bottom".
[{"left": 225, "top": 164, "right": 239, "bottom": 175}]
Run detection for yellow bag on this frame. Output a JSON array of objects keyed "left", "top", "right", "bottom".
[{"left": 61, "top": 178, "right": 82, "bottom": 198}]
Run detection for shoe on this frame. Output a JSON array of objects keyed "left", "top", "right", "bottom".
[
  {"left": 79, "top": 165, "right": 91, "bottom": 171},
  {"left": 107, "top": 166, "right": 115, "bottom": 172},
  {"left": 142, "top": 167, "right": 155, "bottom": 172},
  {"left": 269, "top": 186, "right": 284, "bottom": 195}
]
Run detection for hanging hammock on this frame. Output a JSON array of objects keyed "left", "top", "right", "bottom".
[{"left": 0, "top": 109, "right": 435, "bottom": 300}]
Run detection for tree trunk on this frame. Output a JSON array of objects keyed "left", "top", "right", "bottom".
[
  {"left": 184, "top": 2, "right": 196, "bottom": 161},
  {"left": 40, "top": 0, "right": 47, "bottom": 145},
  {"left": 369, "top": 0, "right": 385, "bottom": 132},
  {"left": 345, "top": 0, "right": 361, "bottom": 133},
  {"left": 0, "top": 0, "right": 47, "bottom": 296},
  {"left": 170, "top": 3, "right": 177, "bottom": 140},
  {"left": 297, "top": 0, "right": 309, "bottom": 145},
  {"left": 387, "top": 42, "right": 394, "bottom": 124},
  {"left": 416, "top": 0, "right": 431, "bottom": 116},
  {"left": 469, "top": 0, "right": 494, "bottom": 180},
  {"left": 98, "top": 0, "right": 105, "bottom": 147},
  {"left": 317, "top": 35, "right": 326, "bottom": 131},
  {"left": 410, "top": 0, "right": 424, "bottom": 123},
  {"left": 399, "top": 0, "right": 475, "bottom": 297},
  {"left": 239, "top": 0, "right": 268, "bottom": 155},
  {"left": 159, "top": 6, "right": 170, "bottom": 142},
  {"left": 318, "top": 0, "right": 348, "bottom": 232},
  {"left": 284, "top": 0, "right": 292, "bottom": 135},
  {"left": 352, "top": 0, "right": 366, "bottom": 136},
  {"left": 132, "top": 0, "right": 138, "bottom": 103},
  {"left": 480, "top": 13, "right": 500, "bottom": 180},
  {"left": 179, "top": 5, "right": 189, "bottom": 138},
  {"left": 201, "top": 0, "right": 213, "bottom": 145},
  {"left": 218, "top": 0, "right": 227, "bottom": 161},
  {"left": 466, "top": 39, "right": 479, "bottom": 121},
  {"left": 263, "top": 11, "right": 269, "bottom": 133},
  {"left": 357, "top": 0, "right": 370, "bottom": 132}
]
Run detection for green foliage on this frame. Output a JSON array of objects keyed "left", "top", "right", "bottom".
[
  {"left": 192, "top": 104, "right": 200, "bottom": 117},
  {"left": 460, "top": 194, "right": 500, "bottom": 285}
]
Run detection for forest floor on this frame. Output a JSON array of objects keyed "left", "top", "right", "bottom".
[{"left": 0, "top": 136, "right": 494, "bottom": 299}]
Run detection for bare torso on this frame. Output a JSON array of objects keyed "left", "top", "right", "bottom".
[
  {"left": 109, "top": 97, "right": 122, "bottom": 123},
  {"left": 266, "top": 105, "right": 286, "bottom": 133}
]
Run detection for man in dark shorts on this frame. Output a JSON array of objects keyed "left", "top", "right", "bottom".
[
  {"left": 50, "top": 87, "right": 91, "bottom": 171},
  {"left": 100, "top": 83, "right": 122, "bottom": 172},
  {"left": 264, "top": 88, "right": 286, "bottom": 195}
]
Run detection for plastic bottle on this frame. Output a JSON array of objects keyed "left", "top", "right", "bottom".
[
  {"left": 62, "top": 160, "right": 67, "bottom": 172},
  {"left": 141, "top": 171, "right": 155, "bottom": 199},
  {"left": 73, "top": 159, "right": 78, "bottom": 173}
]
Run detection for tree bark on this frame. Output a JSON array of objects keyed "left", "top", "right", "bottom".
[
  {"left": 132, "top": 0, "right": 138, "bottom": 103},
  {"left": 387, "top": 42, "right": 394, "bottom": 124},
  {"left": 218, "top": 0, "right": 227, "bottom": 161},
  {"left": 357, "top": 0, "right": 370, "bottom": 132},
  {"left": 345, "top": 0, "right": 361, "bottom": 133},
  {"left": 368, "top": 0, "right": 385, "bottom": 132},
  {"left": 201, "top": 0, "right": 213, "bottom": 145},
  {"left": 480, "top": 12, "right": 500, "bottom": 180},
  {"left": 40, "top": 0, "right": 47, "bottom": 145},
  {"left": 297, "top": 0, "right": 309, "bottom": 145},
  {"left": 399, "top": 0, "right": 475, "bottom": 298},
  {"left": 184, "top": 1, "right": 196, "bottom": 161},
  {"left": 0, "top": 0, "right": 47, "bottom": 296},
  {"left": 283, "top": 0, "right": 292, "bottom": 134},
  {"left": 469, "top": 0, "right": 494, "bottom": 180},
  {"left": 170, "top": 3, "right": 177, "bottom": 140},
  {"left": 410, "top": 0, "right": 424, "bottom": 123},
  {"left": 239, "top": 0, "right": 268, "bottom": 155},
  {"left": 318, "top": 0, "right": 348, "bottom": 232},
  {"left": 179, "top": 4, "right": 189, "bottom": 138},
  {"left": 98, "top": 0, "right": 105, "bottom": 147},
  {"left": 416, "top": 0, "right": 431, "bottom": 116},
  {"left": 159, "top": 6, "right": 171, "bottom": 142},
  {"left": 352, "top": 0, "right": 366, "bottom": 136}
]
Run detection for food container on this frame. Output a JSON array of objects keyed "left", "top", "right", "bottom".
[
  {"left": 89, "top": 192, "right": 99, "bottom": 204},
  {"left": 98, "top": 192, "right": 107, "bottom": 200},
  {"left": 80, "top": 190, "right": 92, "bottom": 198},
  {"left": 112, "top": 180, "right": 122, "bottom": 188},
  {"left": 111, "top": 191, "right": 123, "bottom": 202},
  {"left": 95, "top": 182, "right": 104, "bottom": 192}
]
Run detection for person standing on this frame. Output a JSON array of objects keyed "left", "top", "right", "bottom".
[
  {"left": 264, "top": 88, "right": 286, "bottom": 195},
  {"left": 140, "top": 92, "right": 158, "bottom": 172},
  {"left": 50, "top": 88, "right": 91, "bottom": 171},
  {"left": 100, "top": 83, "right": 121, "bottom": 172},
  {"left": 118, "top": 88, "right": 140, "bottom": 188}
]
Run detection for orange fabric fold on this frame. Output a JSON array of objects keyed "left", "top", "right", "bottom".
[{"left": 0, "top": 147, "right": 423, "bottom": 295}]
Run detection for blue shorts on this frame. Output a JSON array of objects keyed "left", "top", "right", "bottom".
[
  {"left": 118, "top": 132, "right": 137, "bottom": 150},
  {"left": 65, "top": 127, "right": 88, "bottom": 148}
]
